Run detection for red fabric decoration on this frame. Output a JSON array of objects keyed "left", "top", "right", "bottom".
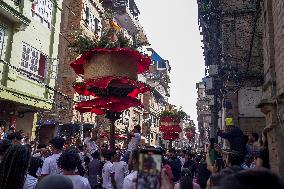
[
  {"left": 75, "top": 96, "right": 142, "bottom": 114},
  {"left": 73, "top": 77, "right": 150, "bottom": 98},
  {"left": 186, "top": 131, "right": 195, "bottom": 139},
  {"left": 160, "top": 126, "right": 182, "bottom": 133},
  {"left": 160, "top": 116, "right": 180, "bottom": 123},
  {"left": 163, "top": 133, "right": 180, "bottom": 141},
  {"left": 70, "top": 48, "right": 151, "bottom": 75}
]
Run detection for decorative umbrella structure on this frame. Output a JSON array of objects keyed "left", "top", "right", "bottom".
[
  {"left": 69, "top": 17, "right": 150, "bottom": 149},
  {"left": 159, "top": 107, "right": 187, "bottom": 143}
]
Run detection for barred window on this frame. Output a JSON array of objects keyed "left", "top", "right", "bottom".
[
  {"left": 31, "top": 0, "right": 54, "bottom": 29},
  {"left": 21, "top": 43, "right": 48, "bottom": 79}
]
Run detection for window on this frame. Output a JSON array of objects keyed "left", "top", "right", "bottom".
[
  {"left": 0, "top": 28, "right": 4, "bottom": 58},
  {"left": 21, "top": 43, "right": 48, "bottom": 79},
  {"left": 31, "top": 0, "right": 54, "bottom": 28},
  {"left": 83, "top": 3, "right": 101, "bottom": 35}
]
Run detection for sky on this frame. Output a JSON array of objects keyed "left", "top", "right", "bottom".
[{"left": 135, "top": 0, "right": 205, "bottom": 124}]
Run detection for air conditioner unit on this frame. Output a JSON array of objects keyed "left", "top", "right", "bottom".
[{"left": 208, "top": 65, "right": 218, "bottom": 76}]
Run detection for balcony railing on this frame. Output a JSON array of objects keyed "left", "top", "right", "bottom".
[{"left": 113, "top": 0, "right": 140, "bottom": 17}]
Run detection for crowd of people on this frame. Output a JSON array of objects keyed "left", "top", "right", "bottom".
[{"left": 0, "top": 124, "right": 283, "bottom": 189}]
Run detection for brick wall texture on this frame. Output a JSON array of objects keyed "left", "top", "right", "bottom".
[{"left": 262, "top": 0, "right": 284, "bottom": 176}]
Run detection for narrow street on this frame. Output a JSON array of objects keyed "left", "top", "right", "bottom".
[{"left": 0, "top": 0, "right": 283, "bottom": 189}]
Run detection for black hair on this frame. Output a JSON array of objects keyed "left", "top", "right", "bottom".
[
  {"left": 57, "top": 150, "right": 81, "bottom": 171},
  {"left": 210, "top": 166, "right": 243, "bottom": 188},
  {"left": 244, "top": 135, "right": 249, "bottom": 144},
  {"left": 210, "top": 172, "right": 226, "bottom": 187},
  {"left": 28, "top": 157, "right": 43, "bottom": 178},
  {"left": 251, "top": 133, "right": 259, "bottom": 142},
  {"left": 84, "top": 156, "right": 90, "bottom": 164},
  {"left": 103, "top": 150, "right": 116, "bottom": 161},
  {"left": 186, "top": 152, "right": 193, "bottom": 158},
  {"left": 134, "top": 125, "right": 141, "bottom": 132},
  {"left": 0, "top": 139, "right": 12, "bottom": 156},
  {"left": 78, "top": 144, "right": 84, "bottom": 151},
  {"left": 220, "top": 168, "right": 284, "bottom": 189},
  {"left": 180, "top": 168, "right": 193, "bottom": 189},
  {"left": 162, "top": 156, "right": 169, "bottom": 165},
  {"left": 49, "top": 137, "right": 65, "bottom": 150},
  {"left": 221, "top": 166, "right": 243, "bottom": 174},
  {"left": 7, "top": 132, "right": 23, "bottom": 141},
  {"left": 210, "top": 138, "right": 216, "bottom": 149},
  {"left": 168, "top": 148, "right": 176, "bottom": 154},
  {"left": 37, "top": 144, "right": 47, "bottom": 149},
  {"left": 91, "top": 151, "right": 100, "bottom": 159},
  {"left": 0, "top": 145, "right": 31, "bottom": 189}
]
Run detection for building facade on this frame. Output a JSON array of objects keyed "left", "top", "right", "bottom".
[
  {"left": 0, "top": 0, "right": 62, "bottom": 139},
  {"left": 198, "top": 0, "right": 265, "bottom": 138},
  {"left": 198, "top": 0, "right": 284, "bottom": 175},
  {"left": 196, "top": 82, "right": 211, "bottom": 151},
  {"left": 258, "top": 0, "right": 284, "bottom": 176}
]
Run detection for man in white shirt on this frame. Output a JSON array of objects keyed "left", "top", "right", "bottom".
[
  {"left": 41, "top": 137, "right": 65, "bottom": 177},
  {"left": 23, "top": 157, "right": 44, "bottom": 189},
  {"left": 113, "top": 153, "right": 129, "bottom": 189},
  {"left": 84, "top": 131, "right": 99, "bottom": 157},
  {"left": 123, "top": 125, "right": 141, "bottom": 163},
  {"left": 102, "top": 150, "right": 117, "bottom": 189},
  {"left": 123, "top": 150, "right": 139, "bottom": 189},
  {"left": 58, "top": 150, "right": 91, "bottom": 189}
]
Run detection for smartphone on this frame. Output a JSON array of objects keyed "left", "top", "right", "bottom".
[{"left": 137, "top": 148, "right": 162, "bottom": 189}]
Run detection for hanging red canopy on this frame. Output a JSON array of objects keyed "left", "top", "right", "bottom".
[
  {"left": 73, "top": 76, "right": 150, "bottom": 98},
  {"left": 70, "top": 48, "right": 151, "bottom": 76},
  {"left": 160, "top": 126, "right": 182, "bottom": 133},
  {"left": 163, "top": 133, "right": 180, "bottom": 141},
  {"left": 75, "top": 96, "right": 142, "bottom": 115}
]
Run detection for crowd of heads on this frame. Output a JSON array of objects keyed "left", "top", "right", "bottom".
[{"left": 0, "top": 124, "right": 283, "bottom": 189}]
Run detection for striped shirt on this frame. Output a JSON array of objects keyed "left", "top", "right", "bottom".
[{"left": 23, "top": 174, "right": 38, "bottom": 189}]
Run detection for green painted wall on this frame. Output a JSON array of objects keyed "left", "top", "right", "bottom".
[{"left": 0, "top": 0, "right": 63, "bottom": 110}]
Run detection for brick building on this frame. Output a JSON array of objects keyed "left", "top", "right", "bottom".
[
  {"left": 198, "top": 0, "right": 284, "bottom": 175},
  {"left": 258, "top": 0, "right": 284, "bottom": 176},
  {"left": 198, "top": 0, "right": 265, "bottom": 140}
]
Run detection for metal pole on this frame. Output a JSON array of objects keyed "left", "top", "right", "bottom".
[
  {"left": 80, "top": 113, "right": 84, "bottom": 142},
  {"left": 105, "top": 111, "right": 122, "bottom": 150},
  {"left": 109, "top": 119, "right": 116, "bottom": 150}
]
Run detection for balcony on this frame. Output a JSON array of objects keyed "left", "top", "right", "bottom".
[
  {"left": 113, "top": 0, "right": 141, "bottom": 35},
  {"left": 0, "top": 0, "right": 30, "bottom": 30}
]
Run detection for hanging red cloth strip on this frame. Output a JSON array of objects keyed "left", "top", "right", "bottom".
[{"left": 70, "top": 48, "right": 151, "bottom": 75}]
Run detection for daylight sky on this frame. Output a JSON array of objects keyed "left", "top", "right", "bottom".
[{"left": 135, "top": 0, "right": 205, "bottom": 124}]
